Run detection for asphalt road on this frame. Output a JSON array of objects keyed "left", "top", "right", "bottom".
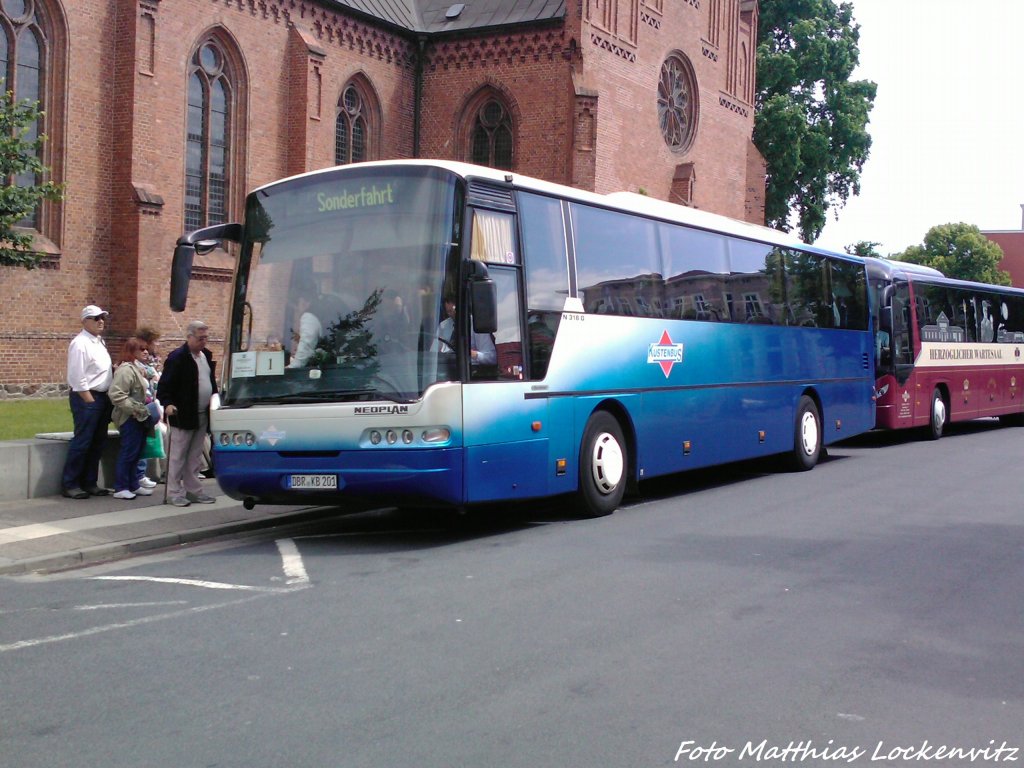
[{"left": 2, "top": 421, "right": 1022, "bottom": 768}]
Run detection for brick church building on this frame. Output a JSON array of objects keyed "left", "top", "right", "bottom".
[{"left": 0, "top": 0, "right": 764, "bottom": 394}]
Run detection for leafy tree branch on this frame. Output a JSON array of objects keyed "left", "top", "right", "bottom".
[
  {"left": 0, "top": 84, "right": 64, "bottom": 269},
  {"left": 755, "top": 0, "right": 876, "bottom": 242}
]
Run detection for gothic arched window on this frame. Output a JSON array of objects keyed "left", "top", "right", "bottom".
[
  {"left": 2, "top": 0, "right": 46, "bottom": 227},
  {"left": 185, "top": 38, "right": 234, "bottom": 231},
  {"left": 470, "top": 98, "right": 513, "bottom": 170},
  {"left": 335, "top": 82, "right": 371, "bottom": 165}
]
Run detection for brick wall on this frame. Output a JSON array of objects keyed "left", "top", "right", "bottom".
[{"left": 0, "top": 0, "right": 762, "bottom": 393}]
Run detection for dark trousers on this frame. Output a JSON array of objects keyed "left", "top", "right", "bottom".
[
  {"left": 62, "top": 391, "right": 112, "bottom": 491},
  {"left": 115, "top": 417, "right": 147, "bottom": 493}
]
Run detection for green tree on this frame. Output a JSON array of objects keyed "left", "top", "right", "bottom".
[
  {"left": 845, "top": 240, "right": 882, "bottom": 258},
  {"left": 897, "top": 223, "right": 1011, "bottom": 285},
  {"left": 0, "top": 86, "right": 64, "bottom": 269},
  {"left": 755, "top": 0, "right": 876, "bottom": 243}
]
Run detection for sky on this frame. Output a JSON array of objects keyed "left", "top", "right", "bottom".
[{"left": 813, "top": 0, "right": 1024, "bottom": 256}]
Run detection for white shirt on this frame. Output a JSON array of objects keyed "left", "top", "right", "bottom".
[
  {"left": 67, "top": 329, "right": 112, "bottom": 393},
  {"left": 194, "top": 350, "right": 213, "bottom": 411},
  {"left": 288, "top": 311, "right": 323, "bottom": 368},
  {"left": 431, "top": 317, "right": 496, "bottom": 364}
]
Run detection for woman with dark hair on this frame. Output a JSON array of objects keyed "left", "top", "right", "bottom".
[{"left": 108, "top": 338, "right": 156, "bottom": 500}]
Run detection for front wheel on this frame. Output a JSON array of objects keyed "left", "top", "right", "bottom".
[
  {"left": 576, "top": 411, "right": 628, "bottom": 518},
  {"left": 928, "top": 388, "right": 946, "bottom": 440},
  {"left": 788, "top": 395, "right": 821, "bottom": 472}
]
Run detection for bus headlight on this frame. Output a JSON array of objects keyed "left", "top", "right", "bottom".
[
  {"left": 363, "top": 426, "right": 451, "bottom": 446},
  {"left": 218, "top": 431, "right": 255, "bottom": 447},
  {"left": 421, "top": 427, "right": 451, "bottom": 444}
]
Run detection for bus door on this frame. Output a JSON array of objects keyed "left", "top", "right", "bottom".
[
  {"left": 889, "top": 279, "right": 915, "bottom": 424},
  {"left": 460, "top": 208, "right": 551, "bottom": 503}
]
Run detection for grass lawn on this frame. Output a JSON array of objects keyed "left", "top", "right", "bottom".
[{"left": 0, "top": 398, "right": 74, "bottom": 440}]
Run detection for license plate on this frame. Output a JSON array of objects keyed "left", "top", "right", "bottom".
[{"left": 289, "top": 474, "right": 338, "bottom": 490}]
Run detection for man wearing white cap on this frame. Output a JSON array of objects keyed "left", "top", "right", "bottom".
[{"left": 61, "top": 305, "right": 114, "bottom": 499}]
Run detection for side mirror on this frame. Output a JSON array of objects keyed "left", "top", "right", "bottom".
[
  {"left": 170, "top": 243, "right": 195, "bottom": 312},
  {"left": 471, "top": 279, "right": 497, "bottom": 334},
  {"left": 170, "top": 222, "right": 243, "bottom": 312}
]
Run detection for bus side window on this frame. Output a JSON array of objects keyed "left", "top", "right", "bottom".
[
  {"left": 519, "top": 192, "right": 570, "bottom": 312},
  {"left": 527, "top": 311, "right": 557, "bottom": 379},
  {"left": 661, "top": 222, "right": 729, "bottom": 322},
  {"left": 829, "top": 258, "right": 868, "bottom": 330},
  {"left": 471, "top": 267, "right": 523, "bottom": 381},
  {"left": 892, "top": 281, "right": 913, "bottom": 368},
  {"left": 470, "top": 209, "right": 516, "bottom": 264},
  {"left": 571, "top": 203, "right": 660, "bottom": 316}
]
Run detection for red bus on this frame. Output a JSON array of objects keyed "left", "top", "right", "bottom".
[{"left": 867, "top": 257, "right": 1024, "bottom": 438}]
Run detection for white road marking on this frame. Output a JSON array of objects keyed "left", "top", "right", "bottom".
[
  {"left": 92, "top": 575, "right": 293, "bottom": 592},
  {"left": 275, "top": 538, "right": 309, "bottom": 585},
  {"left": 73, "top": 601, "right": 189, "bottom": 610},
  {"left": 2, "top": 537, "right": 316, "bottom": 653},
  {"left": 0, "top": 593, "right": 270, "bottom": 653}
]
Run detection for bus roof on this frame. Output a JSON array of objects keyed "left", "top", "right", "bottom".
[
  {"left": 863, "top": 257, "right": 945, "bottom": 280},
  {"left": 864, "top": 256, "right": 1024, "bottom": 297},
  {"left": 253, "top": 159, "right": 861, "bottom": 263}
]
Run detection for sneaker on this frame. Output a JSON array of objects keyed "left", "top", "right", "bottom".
[
  {"left": 138, "top": 477, "right": 157, "bottom": 489},
  {"left": 168, "top": 496, "right": 191, "bottom": 507},
  {"left": 113, "top": 490, "right": 137, "bottom": 500},
  {"left": 186, "top": 491, "right": 216, "bottom": 504},
  {"left": 132, "top": 486, "right": 154, "bottom": 496}
]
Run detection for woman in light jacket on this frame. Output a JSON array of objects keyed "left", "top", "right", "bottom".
[{"left": 108, "top": 338, "right": 155, "bottom": 500}]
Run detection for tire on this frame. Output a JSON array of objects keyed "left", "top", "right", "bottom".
[
  {"left": 928, "top": 388, "right": 946, "bottom": 440},
  {"left": 788, "top": 395, "right": 821, "bottom": 472},
  {"left": 576, "top": 411, "right": 628, "bottom": 518}
]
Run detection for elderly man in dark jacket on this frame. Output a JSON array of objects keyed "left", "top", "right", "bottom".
[{"left": 156, "top": 320, "right": 218, "bottom": 507}]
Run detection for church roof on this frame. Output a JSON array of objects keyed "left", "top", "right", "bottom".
[{"left": 324, "top": 0, "right": 566, "bottom": 35}]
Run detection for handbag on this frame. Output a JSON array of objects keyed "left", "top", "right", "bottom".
[
  {"left": 143, "top": 400, "right": 161, "bottom": 434},
  {"left": 141, "top": 422, "right": 166, "bottom": 459}
]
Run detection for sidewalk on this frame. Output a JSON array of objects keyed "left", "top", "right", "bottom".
[{"left": 0, "top": 479, "right": 335, "bottom": 576}]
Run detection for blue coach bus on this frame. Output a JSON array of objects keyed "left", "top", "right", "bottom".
[{"left": 171, "top": 160, "right": 876, "bottom": 516}]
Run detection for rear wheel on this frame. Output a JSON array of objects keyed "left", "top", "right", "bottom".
[
  {"left": 928, "top": 388, "right": 946, "bottom": 440},
  {"left": 576, "top": 411, "right": 627, "bottom": 518},
  {"left": 788, "top": 395, "right": 821, "bottom": 471}
]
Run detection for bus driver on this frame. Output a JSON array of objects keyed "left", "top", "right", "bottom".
[{"left": 432, "top": 296, "right": 496, "bottom": 365}]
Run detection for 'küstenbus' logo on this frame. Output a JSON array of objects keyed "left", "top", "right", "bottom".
[{"left": 648, "top": 330, "right": 684, "bottom": 378}]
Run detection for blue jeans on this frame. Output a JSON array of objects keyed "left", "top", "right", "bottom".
[
  {"left": 115, "top": 417, "right": 147, "bottom": 493},
  {"left": 62, "top": 392, "right": 112, "bottom": 491}
]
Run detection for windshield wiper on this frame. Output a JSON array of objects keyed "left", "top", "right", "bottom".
[{"left": 228, "top": 389, "right": 416, "bottom": 405}]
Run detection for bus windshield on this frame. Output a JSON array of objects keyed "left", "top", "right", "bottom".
[{"left": 223, "top": 166, "right": 462, "bottom": 406}]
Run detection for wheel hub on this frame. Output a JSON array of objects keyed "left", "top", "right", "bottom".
[
  {"left": 591, "top": 432, "right": 624, "bottom": 494},
  {"left": 799, "top": 411, "right": 819, "bottom": 456}
]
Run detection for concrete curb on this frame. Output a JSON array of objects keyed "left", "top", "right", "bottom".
[{"left": 0, "top": 505, "right": 338, "bottom": 577}]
